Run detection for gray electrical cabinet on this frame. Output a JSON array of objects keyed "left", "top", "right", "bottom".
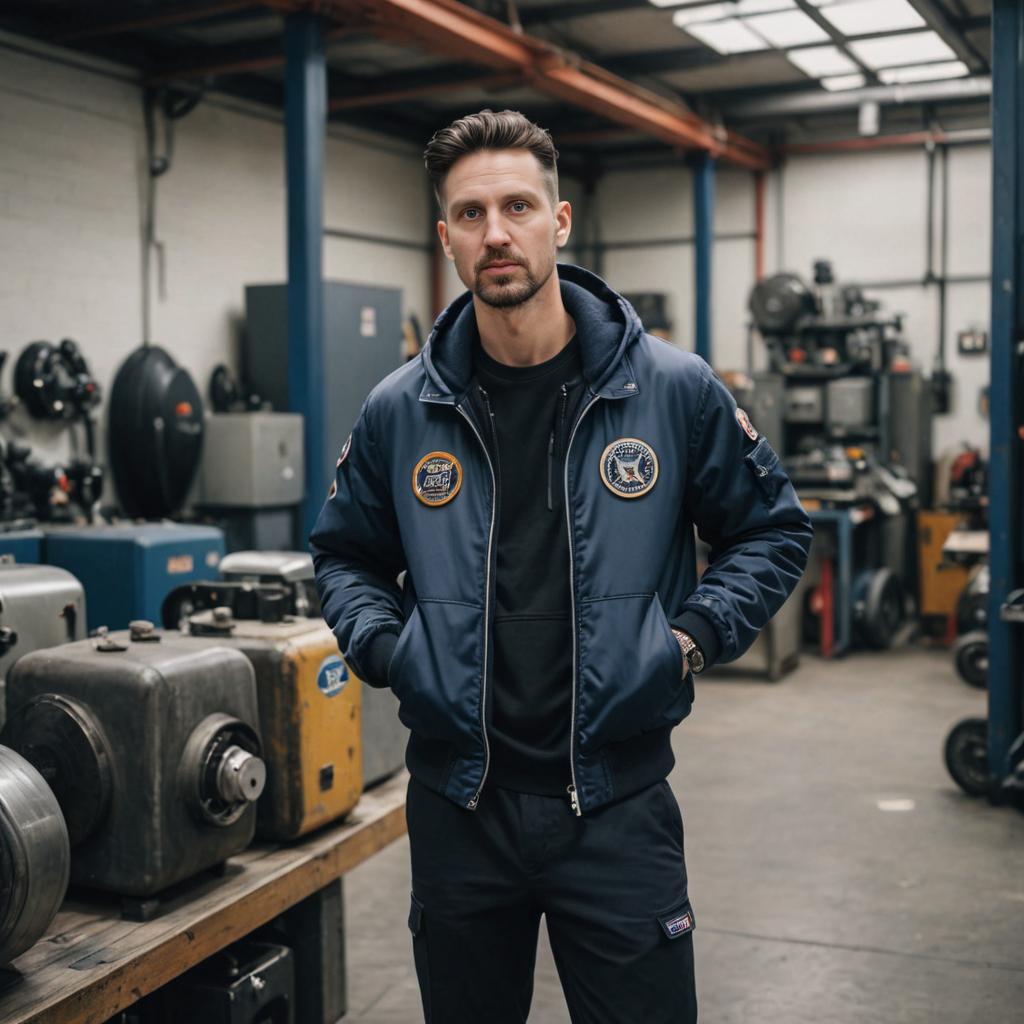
[{"left": 243, "top": 282, "right": 405, "bottom": 496}]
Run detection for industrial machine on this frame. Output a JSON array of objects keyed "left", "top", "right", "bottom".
[
  {"left": 1, "top": 633, "right": 264, "bottom": 906},
  {"left": 161, "top": 604, "right": 363, "bottom": 842},
  {"left": 164, "top": 551, "right": 406, "bottom": 792},
  {"left": 196, "top": 411, "right": 305, "bottom": 552},
  {"left": 44, "top": 522, "right": 224, "bottom": 632},
  {"left": 0, "top": 745, "right": 69, "bottom": 965},
  {"left": 108, "top": 345, "right": 205, "bottom": 520},
  {"left": 747, "top": 261, "right": 932, "bottom": 650},
  {"left": 243, "top": 281, "right": 404, "bottom": 526},
  {"left": 0, "top": 563, "right": 87, "bottom": 730},
  {"left": 158, "top": 941, "right": 295, "bottom": 1024}
]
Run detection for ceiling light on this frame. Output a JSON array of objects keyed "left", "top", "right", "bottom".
[
  {"left": 683, "top": 17, "right": 770, "bottom": 53},
  {"left": 745, "top": 9, "right": 830, "bottom": 47},
  {"left": 787, "top": 45, "right": 858, "bottom": 77},
  {"left": 878, "top": 60, "right": 970, "bottom": 84},
  {"left": 820, "top": 0, "right": 924, "bottom": 35},
  {"left": 647, "top": 0, "right": 712, "bottom": 8},
  {"left": 821, "top": 73, "right": 867, "bottom": 90},
  {"left": 849, "top": 30, "right": 955, "bottom": 70}
]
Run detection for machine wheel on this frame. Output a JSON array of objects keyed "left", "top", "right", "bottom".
[
  {"left": 944, "top": 717, "right": 991, "bottom": 797},
  {"left": 853, "top": 568, "right": 903, "bottom": 649},
  {"left": 952, "top": 630, "right": 988, "bottom": 690},
  {"left": 0, "top": 745, "right": 70, "bottom": 964}
]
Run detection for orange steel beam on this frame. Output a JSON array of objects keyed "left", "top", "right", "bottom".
[
  {"left": 301, "top": 0, "right": 769, "bottom": 170},
  {"left": 329, "top": 72, "right": 521, "bottom": 111}
]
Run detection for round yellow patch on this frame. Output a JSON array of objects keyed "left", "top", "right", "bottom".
[{"left": 412, "top": 451, "right": 463, "bottom": 507}]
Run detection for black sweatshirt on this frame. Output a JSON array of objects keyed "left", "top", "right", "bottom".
[{"left": 471, "top": 335, "right": 585, "bottom": 796}]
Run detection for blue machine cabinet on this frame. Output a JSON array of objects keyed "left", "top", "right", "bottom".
[
  {"left": 0, "top": 529, "right": 44, "bottom": 564},
  {"left": 44, "top": 524, "right": 225, "bottom": 632}
]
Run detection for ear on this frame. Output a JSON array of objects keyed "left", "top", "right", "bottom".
[
  {"left": 437, "top": 219, "right": 454, "bottom": 261},
  {"left": 555, "top": 200, "right": 572, "bottom": 249}
]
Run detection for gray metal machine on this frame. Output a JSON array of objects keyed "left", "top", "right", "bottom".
[
  {"left": 0, "top": 563, "right": 87, "bottom": 730},
  {"left": 244, "top": 281, "right": 404, "bottom": 498},
  {"left": 198, "top": 412, "right": 305, "bottom": 552}
]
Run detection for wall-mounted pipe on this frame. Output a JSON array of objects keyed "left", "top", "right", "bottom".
[{"left": 729, "top": 76, "right": 991, "bottom": 119}]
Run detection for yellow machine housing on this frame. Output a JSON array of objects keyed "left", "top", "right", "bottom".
[{"left": 185, "top": 612, "right": 362, "bottom": 841}]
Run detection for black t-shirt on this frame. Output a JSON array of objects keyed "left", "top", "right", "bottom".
[{"left": 472, "top": 335, "right": 584, "bottom": 796}]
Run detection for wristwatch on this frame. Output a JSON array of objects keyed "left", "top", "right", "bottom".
[{"left": 671, "top": 629, "right": 705, "bottom": 675}]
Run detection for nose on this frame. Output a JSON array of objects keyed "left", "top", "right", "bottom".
[{"left": 483, "top": 212, "right": 512, "bottom": 250}]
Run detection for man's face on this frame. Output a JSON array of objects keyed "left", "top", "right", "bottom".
[{"left": 437, "top": 149, "right": 571, "bottom": 309}]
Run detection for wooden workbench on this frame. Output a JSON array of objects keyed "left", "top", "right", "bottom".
[{"left": 0, "top": 771, "right": 409, "bottom": 1024}]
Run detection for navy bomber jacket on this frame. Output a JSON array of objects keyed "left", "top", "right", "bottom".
[{"left": 310, "top": 264, "right": 812, "bottom": 815}]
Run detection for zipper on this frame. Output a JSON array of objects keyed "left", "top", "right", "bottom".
[
  {"left": 457, "top": 388, "right": 498, "bottom": 811},
  {"left": 546, "top": 432, "right": 555, "bottom": 511},
  {"left": 564, "top": 391, "right": 601, "bottom": 817}
]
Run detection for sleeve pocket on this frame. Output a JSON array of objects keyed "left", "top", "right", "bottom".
[{"left": 743, "top": 436, "right": 784, "bottom": 507}]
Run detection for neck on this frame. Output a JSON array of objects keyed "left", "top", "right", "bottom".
[{"left": 473, "top": 268, "right": 575, "bottom": 367}]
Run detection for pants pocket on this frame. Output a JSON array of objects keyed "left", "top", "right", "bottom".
[{"left": 408, "top": 891, "right": 432, "bottom": 1023}]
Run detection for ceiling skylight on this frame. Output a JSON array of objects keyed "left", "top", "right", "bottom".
[
  {"left": 820, "top": 0, "right": 924, "bottom": 35},
  {"left": 745, "top": 9, "right": 830, "bottom": 47},
  {"left": 683, "top": 17, "right": 770, "bottom": 53},
  {"left": 820, "top": 73, "right": 867, "bottom": 91},
  {"left": 668, "top": 3, "right": 733, "bottom": 26},
  {"left": 786, "top": 45, "right": 858, "bottom": 78},
  {"left": 877, "top": 60, "right": 970, "bottom": 85},
  {"left": 849, "top": 31, "right": 956, "bottom": 70}
]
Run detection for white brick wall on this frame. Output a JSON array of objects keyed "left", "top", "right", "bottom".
[{"left": 0, "top": 39, "right": 432, "bottom": 480}]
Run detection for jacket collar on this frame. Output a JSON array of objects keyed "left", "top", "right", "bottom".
[{"left": 419, "top": 263, "right": 643, "bottom": 406}]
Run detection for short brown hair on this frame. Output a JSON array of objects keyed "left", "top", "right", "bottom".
[{"left": 424, "top": 109, "right": 559, "bottom": 215}]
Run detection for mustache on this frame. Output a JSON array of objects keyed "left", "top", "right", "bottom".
[{"left": 476, "top": 252, "right": 525, "bottom": 273}]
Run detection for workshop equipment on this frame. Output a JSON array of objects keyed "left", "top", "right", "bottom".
[
  {"left": 0, "top": 562, "right": 87, "bottom": 730},
  {"left": 108, "top": 346, "right": 205, "bottom": 519},
  {"left": 161, "top": 941, "right": 295, "bottom": 1024},
  {"left": 243, "top": 281, "right": 403, "bottom": 532},
  {"left": 0, "top": 744, "right": 69, "bottom": 964},
  {"left": 44, "top": 522, "right": 224, "bottom": 632},
  {"left": 165, "top": 550, "right": 406, "bottom": 793},
  {"left": 197, "top": 412, "right": 304, "bottom": 552},
  {"left": 1, "top": 634, "right": 263, "bottom": 903},
  {"left": 172, "top": 606, "right": 362, "bottom": 841}
]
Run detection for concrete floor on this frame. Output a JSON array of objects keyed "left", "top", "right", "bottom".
[{"left": 343, "top": 642, "right": 1024, "bottom": 1022}]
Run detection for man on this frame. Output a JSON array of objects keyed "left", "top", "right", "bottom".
[{"left": 311, "top": 109, "right": 812, "bottom": 1023}]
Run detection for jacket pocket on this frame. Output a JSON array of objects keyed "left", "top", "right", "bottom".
[
  {"left": 576, "top": 593, "right": 692, "bottom": 750},
  {"left": 388, "top": 599, "right": 484, "bottom": 750},
  {"left": 744, "top": 436, "right": 785, "bottom": 507}
]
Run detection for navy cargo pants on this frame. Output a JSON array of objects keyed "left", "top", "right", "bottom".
[{"left": 405, "top": 775, "right": 698, "bottom": 1023}]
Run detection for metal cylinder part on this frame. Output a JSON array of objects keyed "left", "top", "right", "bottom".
[
  {"left": 0, "top": 745, "right": 70, "bottom": 965},
  {"left": 215, "top": 744, "right": 266, "bottom": 805}
]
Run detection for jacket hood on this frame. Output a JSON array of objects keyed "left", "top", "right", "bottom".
[{"left": 421, "top": 263, "right": 644, "bottom": 402}]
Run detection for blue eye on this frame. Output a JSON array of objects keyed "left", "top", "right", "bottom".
[
  {"left": 463, "top": 208, "right": 480, "bottom": 220},
  {"left": 511, "top": 201, "right": 528, "bottom": 213}
]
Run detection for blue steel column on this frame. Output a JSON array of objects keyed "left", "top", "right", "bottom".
[
  {"left": 285, "top": 12, "right": 326, "bottom": 540},
  {"left": 987, "top": 0, "right": 1023, "bottom": 779},
  {"left": 693, "top": 153, "right": 715, "bottom": 363}
]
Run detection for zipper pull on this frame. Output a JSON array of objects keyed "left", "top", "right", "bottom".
[
  {"left": 547, "top": 432, "right": 555, "bottom": 511},
  {"left": 467, "top": 792, "right": 481, "bottom": 811},
  {"left": 567, "top": 784, "right": 582, "bottom": 817}
]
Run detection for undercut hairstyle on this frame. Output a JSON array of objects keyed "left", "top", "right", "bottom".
[{"left": 424, "top": 109, "right": 559, "bottom": 216}]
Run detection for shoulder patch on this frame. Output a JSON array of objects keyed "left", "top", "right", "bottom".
[
  {"left": 736, "top": 407, "right": 758, "bottom": 442},
  {"left": 337, "top": 434, "right": 352, "bottom": 467},
  {"left": 599, "top": 438, "right": 659, "bottom": 499},
  {"left": 413, "top": 451, "right": 463, "bottom": 507}
]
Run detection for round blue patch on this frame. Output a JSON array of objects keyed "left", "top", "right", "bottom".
[
  {"left": 599, "top": 437, "right": 659, "bottom": 499},
  {"left": 317, "top": 655, "right": 349, "bottom": 698}
]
